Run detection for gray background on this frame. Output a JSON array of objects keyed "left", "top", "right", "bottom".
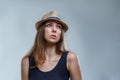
[{"left": 0, "top": 0, "right": 120, "bottom": 80}]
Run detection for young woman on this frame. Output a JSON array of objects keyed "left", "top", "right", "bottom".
[{"left": 21, "top": 10, "right": 82, "bottom": 80}]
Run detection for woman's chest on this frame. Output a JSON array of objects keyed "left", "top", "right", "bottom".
[{"left": 38, "top": 59, "right": 59, "bottom": 72}]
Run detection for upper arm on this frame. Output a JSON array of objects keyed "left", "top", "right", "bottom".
[
  {"left": 67, "top": 52, "right": 82, "bottom": 80},
  {"left": 21, "top": 57, "right": 29, "bottom": 80}
]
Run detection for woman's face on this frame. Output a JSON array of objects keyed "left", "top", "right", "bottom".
[{"left": 44, "top": 20, "right": 63, "bottom": 44}]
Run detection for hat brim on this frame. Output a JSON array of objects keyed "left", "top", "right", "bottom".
[{"left": 35, "top": 18, "right": 68, "bottom": 32}]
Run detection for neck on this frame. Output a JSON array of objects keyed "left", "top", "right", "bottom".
[{"left": 45, "top": 43, "right": 57, "bottom": 60}]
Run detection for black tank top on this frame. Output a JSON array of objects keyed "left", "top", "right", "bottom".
[{"left": 29, "top": 51, "right": 70, "bottom": 80}]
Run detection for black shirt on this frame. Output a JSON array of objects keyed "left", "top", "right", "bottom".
[{"left": 29, "top": 51, "right": 70, "bottom": 80}]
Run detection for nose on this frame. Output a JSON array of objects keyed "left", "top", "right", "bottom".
[{"left": 52, "top": 24, "right": 57, "bottom": 32}]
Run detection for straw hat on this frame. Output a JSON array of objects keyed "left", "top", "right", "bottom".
[{"left": 35, "top": 10, "right": 68, "bottom": 32}]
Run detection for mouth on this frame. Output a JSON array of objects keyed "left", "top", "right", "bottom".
[{"left": 50, "top": 35, "right": 57, "bottom": 39}]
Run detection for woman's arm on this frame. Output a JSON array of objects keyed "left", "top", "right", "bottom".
[
  {"left": 67, "top": 52, "right": 82, "bottom": 80},
  {"left": 21, "top": 57, "right": 29, "bottom": 80}
]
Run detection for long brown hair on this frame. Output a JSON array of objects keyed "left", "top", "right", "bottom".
[{"left": 24, "top": 23, "right": 67, "bottom": 67}]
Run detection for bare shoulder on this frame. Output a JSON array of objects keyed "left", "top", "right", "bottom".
[
  {"left": 67, "top": 51, "right": 82, "bottom": 80},
  {"left": 21, "top": 56, "right": 29, "bottom": 65},
  {"left": 67, "top": 51, "right": 78, "bottom": 62},
  {"left": 67, "top": 51, "right": 80, "bottom": 71},
  {"left": 21, "top": 56, "right": 29, "bottom": 80}
]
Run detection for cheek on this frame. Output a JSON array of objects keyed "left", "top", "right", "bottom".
[
  {"left": 44, "top": 28, "right": 49, "bottom": 39},
  {"left": 45, "top": 28, "right": 50, "bottom": 33},
  {"left": 57, "top": 31, "right": 62, "bottom": 39},
  {"left": 44, "top": 28, "right": 51, "bottom": 35}
]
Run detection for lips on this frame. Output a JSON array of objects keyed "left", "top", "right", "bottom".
[{"left": 50, "top": 35, "right": 57, "bottom": 39}]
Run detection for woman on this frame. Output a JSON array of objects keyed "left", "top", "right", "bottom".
[{"left": 21, "top": 10, "right": 82, "bottom": 80}]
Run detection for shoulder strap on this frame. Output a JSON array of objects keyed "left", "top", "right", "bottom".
[{"left": 29, "top": 56, "right": 35, "bottom": 68}]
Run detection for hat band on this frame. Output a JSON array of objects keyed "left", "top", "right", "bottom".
[{"left": 47, "top": 16, "right": 61, "bottom": 20}]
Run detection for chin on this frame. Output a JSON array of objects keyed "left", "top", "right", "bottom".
[
  {"left": 47, "top": 39, "right": 59, "bottom": 44},
  {"left": 49, "top": 41, "right": 58, "bottom": 44}
]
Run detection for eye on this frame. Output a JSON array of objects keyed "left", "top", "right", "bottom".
[
  {"left": 57, "top": 24, "right": 62, "bottom": 29},
  {"left": 45, "top": 22, "right": 53, "bottom": 27}
]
